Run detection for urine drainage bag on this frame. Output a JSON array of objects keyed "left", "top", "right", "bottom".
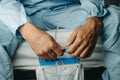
[{"left": 36, "top": 52, "right": 84, "bottom": 80}]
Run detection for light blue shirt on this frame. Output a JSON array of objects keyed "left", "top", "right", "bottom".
[{"left": 0, "top": 0, "right": 107, "bottom": 37}]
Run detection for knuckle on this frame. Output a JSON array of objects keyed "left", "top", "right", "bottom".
[
  {"left": 37, "top": 50, "right": 45, "bottom": 56},
  {"left": 75, "top": 40, "right": 80, "bottom": 44},
  {"left": 43, "top": 48, "right": 49, "bottom": 53},
  {"left": 49, "top": 42, "right": 55, "bottom": 48}
]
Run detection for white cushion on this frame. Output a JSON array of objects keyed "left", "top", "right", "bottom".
[{"left": 13, "top": 29, "right": 105, "bottom": 70}]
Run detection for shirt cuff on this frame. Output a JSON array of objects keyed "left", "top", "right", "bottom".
[
  {"left": 15, "top": 16, "right": 32, "bottom": 39},
  {"left": 80, "top": 1, "right": 108, "bottom": 17}
]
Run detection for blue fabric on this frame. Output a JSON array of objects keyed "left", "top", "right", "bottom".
[
  {"left": 0, "top": 21, "right": 22, "bottom": 80},
  {"left": 101, "top": 5, "right": 120, "bottom": 80},
  {"left": 0, "top": 0, "right": 120, "bottom": 80},
  {"left": 0, "top": 0, "right": 107, "bottom": 36}
]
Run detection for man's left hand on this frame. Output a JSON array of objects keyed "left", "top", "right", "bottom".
[{"left": 66, "top": 17, "right": 102, "bottom": 58}]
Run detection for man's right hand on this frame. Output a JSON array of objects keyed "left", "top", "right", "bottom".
[{"left": 19, "top": 22, "right": 64, "bottom": 60}]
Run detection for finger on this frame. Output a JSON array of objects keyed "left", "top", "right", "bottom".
[
  {"left": 66, "top": 30, "right": 77, "bottom": 46},
  {"left": 39, "top": 56, "right": 46, "bottom": 60},
  {"left": 39, "top": 54, "right": 51, "bottom": 60},
  {"left": 70, "top": 41, "right": 87, "bottom": 57},
  {"left": 79, "top": 46, "right": 90, "bottom": 58},
  {"left": 48, "top": 51, "right": 57, "bottom": 60},
  {"left": 79, "top": 43, "right": 95, "bottom": 58},
  {"left": 86, "top": 46, "right": 95, "bottom": 57},
  {"left": 42, "top": 54, "right": 52, "bottom": 60},
  {"left": 52, "top": 42, "right": 64, "bottom": 56},
  {"left": 67, "top": 37, "right": 82, "bottom": 54}
]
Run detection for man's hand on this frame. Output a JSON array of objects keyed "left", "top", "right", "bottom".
[
  {"left": 66, "top": 17, "right": 102, "bottom": 58},
  {"left": 19, "top": 22, "right": 64, "bottom": 60}
]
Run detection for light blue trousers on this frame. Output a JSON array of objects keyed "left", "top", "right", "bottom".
[{"left": 0, "top": 5, "right": 120, "bottom": 80}]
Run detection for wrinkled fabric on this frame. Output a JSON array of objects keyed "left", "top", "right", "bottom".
[
  {"left": 0, "top": 21, "right": 22, "bottom": 80},
  {"left": 0, "top": 0, "right": 107, "bottom": 37},
  {"left": 101, "top": 6, "right": 120, "bottom": 80}
]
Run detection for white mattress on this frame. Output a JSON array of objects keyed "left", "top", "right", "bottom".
[{"left": 13, "top": 29, "right": 105, "bottom": 70}]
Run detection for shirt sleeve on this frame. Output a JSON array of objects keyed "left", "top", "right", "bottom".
[
  {"left": 79, "top": 0, "right": 108, "bottom": 17},
  {"left": 0, "top": 0, "right": 30, "bottom": 37}
]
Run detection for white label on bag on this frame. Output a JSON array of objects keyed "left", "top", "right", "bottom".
[{"left": 36, "top": 63, "right": 84, "bottom": 80}]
